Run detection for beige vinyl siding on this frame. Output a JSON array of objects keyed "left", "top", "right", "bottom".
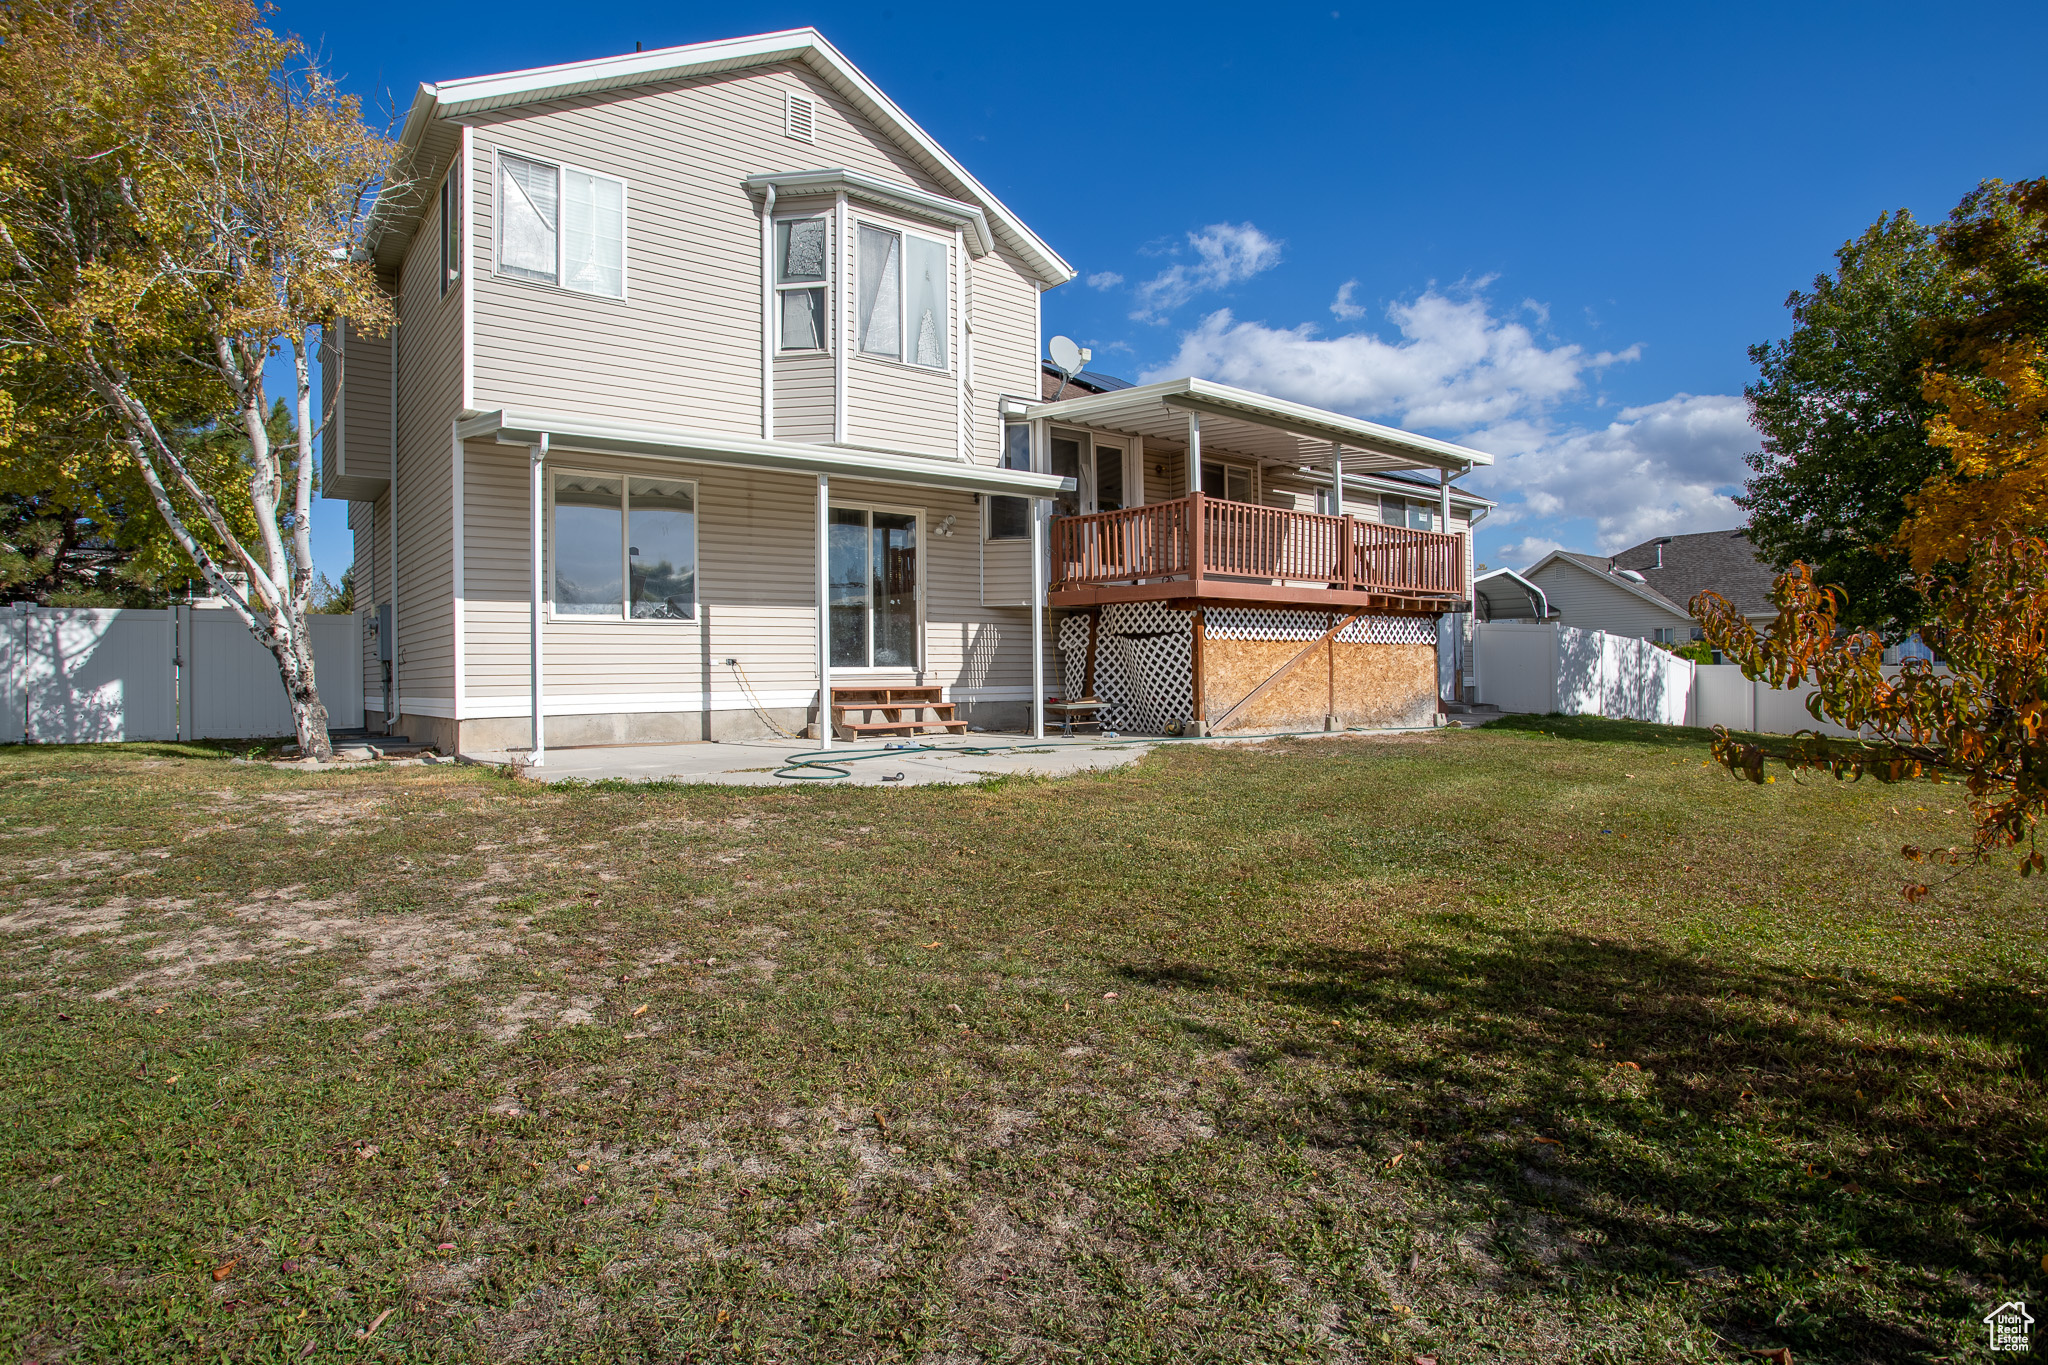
[
  {"left": 468, "top": 63, "right": 1030, "bottom": 445},
  {"left": 981, "top": 537, "right": 1032, "bottom": 608},
  {"left": 392, "top": 180, "right": 464, "bottom": 713},
  {"left": 1526, "top": 560, "right": 1690, "bottom": 640},
  {"left": 323, "top": 306, "right": 393, "bottom": 493},
  {"left": 773, "top": 353, "right": 834, "bottom": 441},
  {"left": 350, "top": 499, "right": 379, "bottom": 710},
  {"left": 965, "top": 248, "right": 1040, "bottom": 464},
  {"left": 460, "top": 455, "right": 1039, "bottom": 712}
]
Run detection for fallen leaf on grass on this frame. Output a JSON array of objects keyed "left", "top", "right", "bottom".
[
  {"left": 1614, "top": 1061, "right": 1641, "bottom": 1071},
  {"left": 1414, "top": 1357, "right": 1438, "bottom": 1365},
  {"left": 1752, "top": 1350, "right": 1792, "bottom": 1365},
  {"left": 165, "top": 1074, "right": 180, "bottom": 1086},
  {"left": 1102, "top": 992, "right": 1119, "bottom": 1000},
  {"left": 1841, "top": 1182, "right": 1862, "bottom": 1194},
  {"left": 354, "top": 1144, "right": 379, "bottom": 1160},
  {"left": 631, "top": 1004, "right": 648, "bottom": 1017},
  {"left": 355, "top": 1307, "right": 394, "bottom": 1339},
  {"left": 1384, "top": 1151, "right": 1405, "bottom": 1170},
  {"left": 1532, "top": 1136, "right": 1561, "bottom": 1145},
  {"left": 211, "top": 1260, "right": 237, "bottom": 1282},
  {"left": 299, "top": 1342, "right": 316, "bottom": 1359},
  {"left": 575, "top": 1162, "right": 590, "bottom": 1173},
  {"left": 1889, "top": 995, "right": 1909, "bottom": 1004},
  {"left": 582, "top": 1195, "right": 597, "bottom": 1206},
  {"left": 437, "top": 1242, "right": 455, "bottom": 1251},
  {"left": 922, "top": 941, "right": 940, "bottom": 949},
  {"left": 1938, "top": 1092, "right": 1956, "bottom": 1110}
]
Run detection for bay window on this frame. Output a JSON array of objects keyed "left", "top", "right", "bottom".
[
  {"left": 774, "top": 216, "right": 829, "bottom": 351},
  {"left": 829, "top": 507, "right": 919, "bottom": 668},
  {"left": 497, "top": 151, "right": 626, "bottom": 299},
  {"left": 552, "top": 471, "right": 697, "bottom": 621},
  {"left": 855, "top": 222, "right": 949, "bottom": 369}
]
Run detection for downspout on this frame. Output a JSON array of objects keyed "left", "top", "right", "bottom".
[
  {"left": 759, "top": 183, "right": 776, "bottom": 440},
  {"left": 1030, "top": 494, "right": 1045, "bottom": 740},
  {"left": 529, "top": 435, "right": 547, "bottom": 766}
]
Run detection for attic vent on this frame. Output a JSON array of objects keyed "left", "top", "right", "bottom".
[{"left": 784, "top": 92, "right": 817, "bottom": 144}]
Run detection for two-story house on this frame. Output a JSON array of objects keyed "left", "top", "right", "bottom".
[{"left": 322, "top": 29, "right": 1492, "bottom": 759}]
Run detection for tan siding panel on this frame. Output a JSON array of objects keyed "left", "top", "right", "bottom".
[{"left": 773, "top": 352, "right": 834, "bottom": 441}]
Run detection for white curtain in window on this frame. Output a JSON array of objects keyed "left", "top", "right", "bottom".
[
  {"left": 561, "top": 168, "right": 624, "bottom": 297},
  {"left": 498, "top": 153, "right": 558, "bottom": 283},
  {"left": 778, "top": 219, "right": 827, "bottom": 282},
  {"left": 905, "top": 235, "right": 947, "bottom": 368},
  {"left": 856, "top": 225, "right": 900, "bottom": 358}
]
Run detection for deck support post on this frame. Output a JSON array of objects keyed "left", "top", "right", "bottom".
[
  {"left": 1030, "top": 493, "right": 1047, "bottom": 740},
  {"left": 1326, "top": 611, "right": 1336, "bottom": 731},
  {"left": 1189, "top": 607, "right": 1206, "bottom": 735},
  {"left": 815, "top": 473, "right": 831, "bottom": 741},
  {"left": 528, "top": 435, "right": 548, "bottom": 767}
]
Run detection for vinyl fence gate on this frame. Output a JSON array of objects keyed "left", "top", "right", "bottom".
[{"left": 1, "top": 604, "right": 364, "bottom": 744}]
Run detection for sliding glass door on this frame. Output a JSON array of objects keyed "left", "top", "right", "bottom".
[{"left": 829, "top": 507, "right": 920, "bottom": 668}]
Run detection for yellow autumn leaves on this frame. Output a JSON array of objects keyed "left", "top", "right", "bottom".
[{"left": 1898, "top": 339, "right": 2048, "bottom": 573}]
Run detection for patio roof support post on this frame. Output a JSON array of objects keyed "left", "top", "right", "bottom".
[
  {"left": 815, "top": 473, "right": 830, "bottom": 741},
  {"left": 1185, "top": 410, "right": 1201, "bottom": 496},
  {"left": 528, "top": 435, "right": 548, "bottom": 767},
  {"left": 1330, "top": 441, "right": 1344, "bottom": 515},
  {"left": 1030, "top": 494, "right": 1046, "bottom": 740}
]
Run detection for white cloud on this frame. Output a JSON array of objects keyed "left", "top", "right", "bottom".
[
  {"left": 1469, "top": 393, "right": 1756, "bottom": 552},
  {"left": 1330, "top": 280, "right": 1367, "bottom": 320},
  {"left": 1086, "top": 271, "right": 1124, "bottom": 290},
  {"left": 1497, "top": 536, "right": 1564, "bottom": 569},
  {"left": 1140, "top": 288, "right": 1639, "bottom": 429},
  {"left": 1130, "top": 223, "right": 1283, "bottom": 322}
]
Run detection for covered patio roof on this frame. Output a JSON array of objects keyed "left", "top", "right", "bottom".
[
  {"left": 458, "top": 409, "right": 1075, "bottom": 499},
  {"left": 1023, "top": 378, "right": 1494, "bottom": 477}
]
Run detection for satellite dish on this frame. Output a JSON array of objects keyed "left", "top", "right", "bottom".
[{"left": 1047, "top": 335, "right": 1092, "bottom": 399}]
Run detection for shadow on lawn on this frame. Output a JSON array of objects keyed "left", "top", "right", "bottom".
[{"left": 1123, "top": 928, "right": 2048, "bottom": 1362}]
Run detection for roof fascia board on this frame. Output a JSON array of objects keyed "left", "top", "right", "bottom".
[
  {"left": 1529, "top": 551, "right": 1689, "bottom": 616},
  {"left": 745, "top": 170, "right": 992, "bottom": 256},
  {"left": 386, "top": 29, "right": 1072, "bottom": 287},
  {"left": 1026, "top": 377, "right": 1493, "bottom": 473},
  {"left": 459, "top": 410, "right": 1074, "bottom": 498}
]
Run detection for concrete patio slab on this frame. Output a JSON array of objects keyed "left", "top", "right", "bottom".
[{"left": 461, "top": 734, "right": 1167, "bottom": 787}]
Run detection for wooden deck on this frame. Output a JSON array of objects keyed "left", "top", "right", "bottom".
[{"left": 1047, "top": 492, "right": 1466, "bottom": 613}]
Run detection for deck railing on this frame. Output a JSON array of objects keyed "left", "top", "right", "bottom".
[{"left": 1051, "top": 492, "right": 1465, "bottom": 600}]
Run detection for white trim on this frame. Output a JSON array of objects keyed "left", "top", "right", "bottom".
[
  {"left": 832, "top": 193, "right": 849, "bottom": 444},
  {"left": 815, "top": 473, "right": 830, "bottom": 737},
  {"left": 491, "top": 147, "right": 630, "bottom": 301},
  {"left": 1029, "top": 376, "right": 1493, "bottom": 473},
  {"left": 452, "top": 682, "right": 1043, "bottom": 720},
  {"left": 460, "top": 407, "right": 1074, "bottom": 498},
  {"left": 759, "top": 183, "right": 776, "bottom": 439},
  {"left": 769, "top": 210, "right": 832, "bottom": 356},
  {"left": 451, "top": 420, "right": 464, "bottom": 719},
  {"left": 460, "top": 126, "right": 475, "bottom": 410},
  {"left": 745, "top": 169, "right": 994, "bottom": 257},
  {"left": 954, "top": 226, "right": 967, "bottom": 460},
  {"left": 369, "top": 30, "right": 1072, "bottom": 284}
]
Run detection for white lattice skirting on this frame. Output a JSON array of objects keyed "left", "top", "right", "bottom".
[{"left": 1057, "top": 605, "right": 1437, "bottom": 734}]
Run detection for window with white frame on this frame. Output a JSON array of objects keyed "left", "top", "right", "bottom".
[
  {"left": 987, "top": 423, "right": 1031, "bottom": 541},
  {"left": 829, "top": 506, "right": 919, "bottom": 667},
  {"left": 551, "top": 471, "right": 697, "bottom": 620},
  {"left": 1382, "top": 495, "right": 1435, "bottom": 531},
  {"left": 855, "top": 223, "right": 948, "bottom": 368},
  {"left": 497, "top": 151, "right": 626, "bottom": 298},
  {"left": 439, "top": 159, "right": 462, "bottom": 297},
  {"left": 1199, "top": 460, "right": 1254, "bottom": 504},
  {"left": 774, "top": 216, "right": 829, "bottom": 352}
]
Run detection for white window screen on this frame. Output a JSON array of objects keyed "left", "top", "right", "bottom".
[
  {"left": 498, "top": 153, "right": 558, "bottom": 284},
  {"left": 905, "top": 234, "right": 947, "bottom": 369},
  {"left": 856, "top": 225, "right": 900, "bottom": 358},
  {"left": 561, "top": 168, "right": 624, "bottom": 298}
]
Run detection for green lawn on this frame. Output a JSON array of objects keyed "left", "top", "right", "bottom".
[{"left": 2, "top": 718, "right": 2043, "bottom": 1363}]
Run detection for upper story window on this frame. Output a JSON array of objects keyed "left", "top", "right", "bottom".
[
  {"left": 855, "top": 223, "right": 948, "bottom": 369},
  {"left": 1381, "top": 495, "right": 1436, "bottom": 531},
  {"left": 439, "top": 158, "right": 462, "bottom": 297},
  {"left": 497, "top": 151, "right": 626, "bottom": 299},
  {"left": 774, "top": 216, "right": 829, "bottom": 352}
]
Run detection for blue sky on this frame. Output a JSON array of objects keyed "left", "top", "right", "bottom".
[{"left": 281, "top": 0, "right": 2048, "bottom": 579}]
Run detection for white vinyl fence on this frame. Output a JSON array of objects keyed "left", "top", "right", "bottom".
[
  {"left": 1, "top": 603, "right": 363, "bottom": 744},
  {"left": 1473, "top": 622, "right": 1880, "bottom": 736}
]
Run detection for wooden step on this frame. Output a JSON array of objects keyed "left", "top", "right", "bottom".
[{"left": 841, "top": 719, "right": 968, "bottom": 736}]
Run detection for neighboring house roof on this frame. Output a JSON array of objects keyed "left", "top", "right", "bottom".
[
  {"left": 1606, "top": 528, "right": 1778, "bottom": 617},
  {"left": 1522, "top": 528, "right": 1777, "bottom": 621},
  {"left": 367, "top": 28, "right": 1074, "bottom": 287}
]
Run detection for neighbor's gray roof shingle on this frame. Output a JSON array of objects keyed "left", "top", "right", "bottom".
[{"left": 1566, "top": 529, "right": 1778, "bottom": 617}]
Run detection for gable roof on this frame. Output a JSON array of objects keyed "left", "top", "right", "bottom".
[
  {"left": 1523, "top": 528, "right": 1777, "bottom": 621},
  {"left": 1606, "top": 528, "right": 1777, "bottom": 617},
  {"left": 367, "top": 29, "right": 1073, "bottom": 286}
]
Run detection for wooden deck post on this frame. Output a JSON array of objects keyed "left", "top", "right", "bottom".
[
  {"left": 1188, "top": 490, "right": 1206, "bottom": 587},
  {"left": 1190, "top": 607, "right": 1206, "bottom": 735},
  {"left": 1326, "top": 611, "right": 1336, "bottom": 731},
  {"left": 1340, "top": 514, "right": 1355, "bottom": 591}
]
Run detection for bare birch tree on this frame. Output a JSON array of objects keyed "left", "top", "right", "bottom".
[{"left": 0, "top": 0, "right": 398, "bottom": 759}]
